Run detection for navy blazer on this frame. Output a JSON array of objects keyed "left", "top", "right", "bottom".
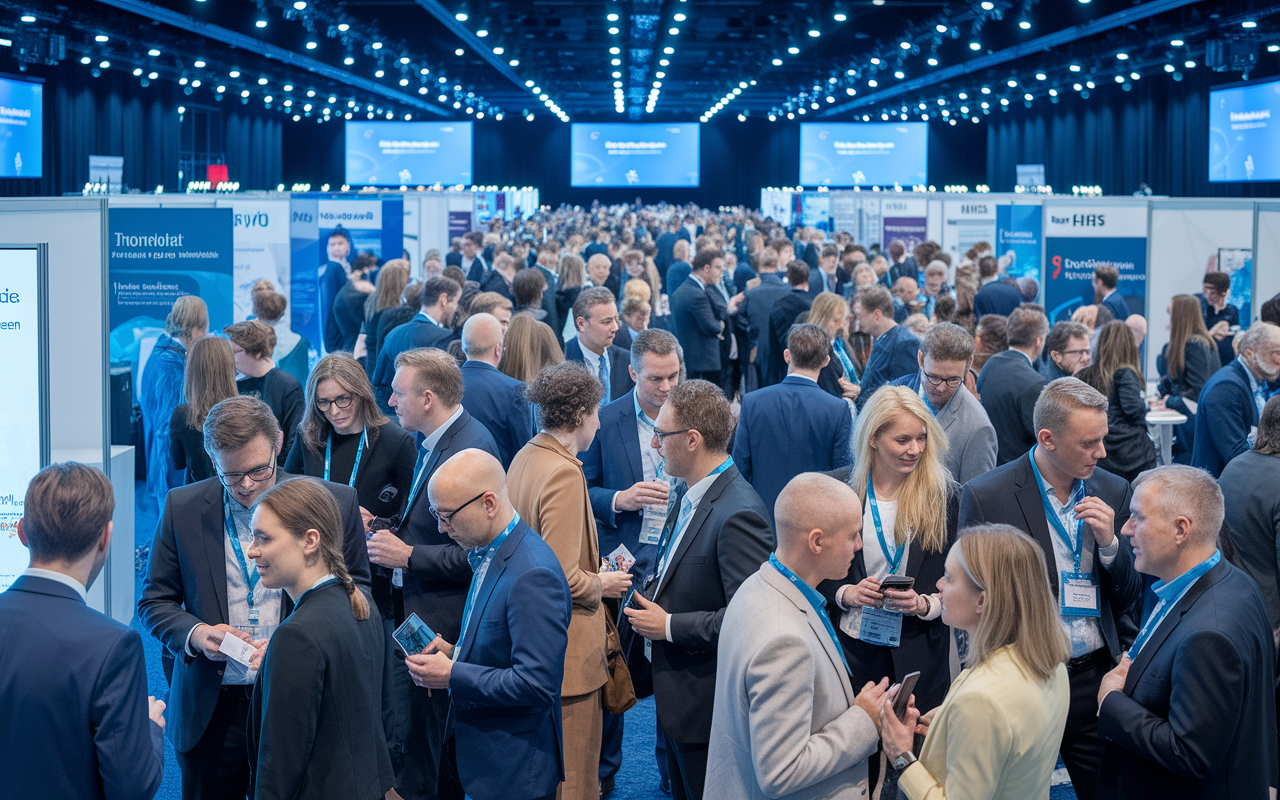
[
  {"left": 371, "top": 316, "right": 455, "bottom": 411},
  {"left": 732, "top": 375, "right": 853, "bottom": 522},
  {"left": 1097, "top": 560, "right": 1277, "bottom": 800},
  {"left": 1101, "top": 290, "right": 1131, "bottom": 323},
  {"left": 959, "top": 452, "right": 1140, "bottom": 660},
  {"left": 136, "top": 473, "right": 372, "bottom": 753},
  {"left": 667, "top": 261, "right": 693, "bottom": 294},
  {"left": 807, "top": 266, "right": 850, "bottom": 299},
  {"left": 856, "top": 324, "right": 922, "bottom": 410},
  {"left": 738, "top": 272, "right": 789, "bottom": 355},
  {"left": 564, "top": 337, "right": 636, "bottom": 402},
  {"left": 973, "top": 278, "right": 1023, "bottom": 318},
  {"left": 0, "top": 575, "right": 163, "bottom": 800},
  {"left": 460, "top": 360, "right": 534, "bottom": 469},
  {"left": 671, "top": 277, "right": 729, "bottom": 373},
  {"left": 581, "top": 389, "right": 660, "bottom": 579},
  {"left": 976, "top": 349, "right": 1047, "bottom": 465},
  {"left": 1192, "top": 359, "right": 1261, "bottom": 478},
  {"left": 450, "top": 521, "right": 573, "bottom": 800}
]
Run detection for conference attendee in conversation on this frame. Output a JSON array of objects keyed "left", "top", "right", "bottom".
[
  {"left": 878, "top": 525, "right": 1071, "bottom": 800},
  {"left": 0, "top": 463, "right": 165, "bottom": 800},
  {"left": 958, "top": 377, "right": 1140, "bottom": 800},
  {"left": 672, "top": 249, "right": 738, "bottom": 386},
  {"left": 565, "top": 286, "right": 635, "bottom": 403},
  {"left": 853, "top": 285, "right": 921, "bottom": 410},
  {"left": 137, "top": 396, "right": 371, "bottom": 800},
  {"left": 705, "top": 473, "right": 887, "bottom": 800},
  {"left": 459, "top": 312, "right": 536, "bottom": 468},
  {"left": 225, "top": 320, "right": 306, "bottom": 459},
  {"left": 1095, "top": 466, "right": 1278, "bottom": 800},
  {"left": 1191, "top": 321, "right": 1280, "bottom": 478},
  {"left": 245, "top": 478, "right": 394, "bottom": 800},
  {"left": 976, "top": 305, "right": 1049, "bottom": 465},
  {"left": 405, "top": 449, "right": 572, "bottom": 800},
  {"left": 371, "top": 276, "right": 461, "bottom": 412}
]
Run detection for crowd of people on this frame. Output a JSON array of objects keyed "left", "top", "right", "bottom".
[{"left": 6, "top": 200, "right": 1280, "bottom": 800}]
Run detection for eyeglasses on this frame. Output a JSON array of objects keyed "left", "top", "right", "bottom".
[
  {"left": 1059, "top": 349, "right": 1091, "bottom": 358},
  {"left": 429, "top": 491, "right": 488, "bottom": 526},
  {"left": 652, "top": 427, "right": 691, "bottom": 440},
  {"left": 922, "top": 372, "right": 964, "bottom": 388},
  {"left": 216, "top": 459, "right": 276, "bottom": 487},
  {"left": 316, "top": 394, "right": 354, "bottom": 412}
]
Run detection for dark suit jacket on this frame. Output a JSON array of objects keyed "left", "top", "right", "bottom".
[
  {"left": 959, "top": 453, "right": 1140, "bottom": 660},
  {"left": 398, "top": 409, "right": 500, "bottom": 640},
  {"left": 465, "top": 255, "right": 490, "bottom": 284},
  {"left": 976, "top": 349, "right": 1048, "bottom": 465},
  {"left": 671, "top": 277, "right": 728, "bottom": 373},
  {"left": 973, "top": 278, "right": 1023, "bottom": 318},
  {"left": 647, "top": 464, "right": 774, "bottom": 744},
  {"left": 480, "top": 268, "right": 515, "bottom": 303},
  {"left": 889, "top": 258, "right": 918, "bottom": 286},
  {"left": 856, "top": 323, "right": 922, "bottom": 410},
  {"left": 656, "top": 232, "right": 679, "bottom": 279},
  {"left": 765, "top": 288, "right": 814, "bottom": 386},
  {"left": 732, "top": 376, "right": 853, "bottom": 522},
  {"left": 1192, "top": 359, "right": 1261, "bottom": 478},
  {"left": 371, "top": 316, "right": 456, "bottom": 411},
  {"left": 136, "top": 473, "right": 371, "bottom": 753},
  {"left": 1101, "top": 290, "right": 1131, "bottom": 323},
  {"left": 808, "top": 266, "right": 851, "bottom": 299},
  {"left": 249, "top": 582, "right": 394, "bottom": 800},
  {"left": 461, "top": 360, "right": 533, "bottom": 469},
  {"left": 0, "top": 575, "right": 163, "bottom": 800},
  {"left": 739, "top": 272, "right": 789, "bottom": 357},
  {"left": 1097, "top": 560, "right": 1277, "bottom": 800},
  {"left": 667, "top": 261, "right": 693, "bottom": 295},
  {"left": 564, "top": 337, "right": 636, "bottom": 402},
  {"left": 450, "top": 521, "right": 573, "bottom": 800}
]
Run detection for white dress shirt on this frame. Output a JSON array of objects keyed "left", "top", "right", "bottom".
[
  {"left": 22, "top": 567, "right": 88, "bottom": 602},
  {"left": 655, "top": 457, "right": 729, "bottom": 641},
  {"left": 1038, "top": 476, "right": 1119, "bottom": 658}
]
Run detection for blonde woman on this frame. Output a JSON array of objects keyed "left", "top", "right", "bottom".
[
  {"left": 879, "top": 524, "right": 1071, "bottom": 800},
  {"left": 807, "top": 291, "right": 861, "bottom": 402},
  {"left": 498, "top": 313, "right": 564, "bottom": 385}
]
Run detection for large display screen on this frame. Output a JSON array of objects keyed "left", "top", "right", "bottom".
[
  {"left": 571, "top": 123, "right": 700, "bottom": 187},
  {"left": 0, "top": 74, "right": 43, "bottom": 179},
  {"left": 1209, "top": 77, "right": 1280, "bottom": 182},
  {"left": 799, "top": 122, "right": 927, "bottom": 187},
  {"left": 345, "top": 121, "right": 472, "bottom": 186}
]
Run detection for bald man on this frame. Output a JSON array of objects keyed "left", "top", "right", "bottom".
[
  {"left": 706, "top": 474, "right": 886, "bottom": 800},
  {"left": 407, "top": 449, "right": 572, "bottom": 800},
  {"left": 460, "top": 313, "right": 535, "bottom": 469}
]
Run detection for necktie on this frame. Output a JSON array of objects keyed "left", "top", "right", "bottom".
[{"left": 598, "top": 355, "right": 611, "bottom": 406}]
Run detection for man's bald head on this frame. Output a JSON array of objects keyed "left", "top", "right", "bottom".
[
  {"left": 428, "top": 448, "right": 512, "bottom": 548},
  {"left": 462, "top": 313, "right": 504, "bottom": 359},
  {"left": 775, "top": 473, "right": 861, "bottom": 549}
]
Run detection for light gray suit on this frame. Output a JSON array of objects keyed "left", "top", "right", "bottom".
[
  {"left": 705, "top": 562, "right": 879, "bottom": 800},
  {"left": 891, "top": 373, "right": 998, "bottom": 484}
]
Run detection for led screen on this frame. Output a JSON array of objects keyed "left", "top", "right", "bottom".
[
  {"left": 571, "top": 123, "right": 700, "bottom": 187},
  {"left": 345, "top": 121, "right": 472, "bottom": 186},
  {"left": 1209, "top": 77, "right": 1280, "bottom": 182},
  {"left": 799, "top": 122, "right": 927, "bottom": 187},
  {"left": 0, "top": 74, "right": 42, "bottom": 179}
]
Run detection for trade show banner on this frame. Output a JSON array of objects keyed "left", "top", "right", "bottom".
[
  {"left": 942, "top": 199, "right": 997, "bottom": 266},
  {"left": 799, "top": 194, "right": 832, "bottom": 231},
  {"left": 831, "top": 192, "right": 857, "bottom": 237},
  {"left": 318, "top": 197, "right": 405, "bottom": 262},
  {"left": 881, "top": 197, "right": 927, "bottom": 250},
  {"left": 448, "top": 210, "right": 473, "bottom": 240},
  {"left": 288, "top": 196, "right": 321, "bottom": 361},
  {"left": 996, "top": 204, "right": 1043, "bottom": 282},
  {"left": 1043, "top": 204, "right": 1148, "bottom": 323},
  {"left": 108, "top": 207, "right": 233, "bottom": 375},
  {"left": 216, "top": 198, "right": 291, "bottom": 324}
]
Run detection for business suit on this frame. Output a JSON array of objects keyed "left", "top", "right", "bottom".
[
  {"left": 1192, "top": 358, "right": 1262, "bottom": 478},
  {"left": 508, "top": 433, "right": 610, "bottom": 800},
  {"left": 856, "top": 324, "right": 921, "bottom": 411},
  {"left": 1221, "top": 450, "right": 1280, "bottom": 629},
  {"left": 371, "top": 315, "right": 455, "bottom": 413},
  {"left": 738, "top": 273, "right": 790, "bottom": 387},
  {"left": 897, "top": 646, "right": 1070, "bottom": 800},
  {"left": 136, "top": 473, "right": 371, "bottom": 798},
  {"left": 765, "top": 288, "right": 814, "bottom": 387},
  {"left": 959, "top": 453, "right": 1141, "bottom": 800},
  {"left": 248, "top": 581, "right": 395, "bottom": 800},
  {"left": 976, "top": 349, "right": 1047, "bottom": 465},
  {"left": 890, "top": 372, "right": 998, "bottom": 484},
  {"left": 565, "top": 337, "right": 636, "bottom": 402},
  {"left": 672, "top": 277, "right": 729, "bottom": 379},
  {"left": 807, "top": 267, "right": 850, "bottom": 299},
  {"left": 705, "top": 563, "right": 880, "bottom": 800},
  {"left": 667, "top": 261, "right": 693, "bottom": 295},
  {"left": 1100, "top": 290, "right": 1130, "bottom": 323},
  {"left": 460, "top": 360, "right": 534, "bottom": 468},
  {"left": 973, "top": 278, "right": 1023, "bottom": 318},
  {"left": 733, "top": 375, "right": 853, "bottom": 523},
  {"left": 656, "top": 232, "right": 680, "bottom": 280},
  {"left": 0, "top": 574, "right": 164, "bottom": 800},
  {"left": 450, "top": 520, "right": 573, "bottom": 800},
  {"left": 1097, "top": 560, "right": 1278, "bottom": 800}
]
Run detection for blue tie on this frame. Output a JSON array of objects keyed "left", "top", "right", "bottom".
[{"left": 598, "top": 355, "right": 610, "bottom": 406}]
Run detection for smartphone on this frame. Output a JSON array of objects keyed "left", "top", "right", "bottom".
[
  {"left": 879, "top": 575, "right": 916, "bottom": 592},
  {"left": 393, "top": 612, "right": 438, "bottom": 656},
  {"left": 892, "top": 671, "right": 921, "bottom": 721}
]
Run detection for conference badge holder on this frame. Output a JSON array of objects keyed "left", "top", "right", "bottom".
[
  {"left": 641, "top": 503, "right": 666, "bottom": 546},
  {"left": 857, "top": 606, "right": 904, "bottom": 647},
  {"left": 1060, "top": 571, "right": 1101, "bottom": 617}
]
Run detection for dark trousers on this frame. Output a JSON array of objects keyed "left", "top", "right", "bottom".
[
  {"left": 664, "top": 733, "right": 708, "bottom": 800},
  {"left": 389, "top": 646, "right": 463, "bottom": 800},
  {"left": 1062, "top": 649, "right": 1110, "bottom": 800},
  {"left": 176, "top": 685, "right": 252, "bottom": 800},
  {"left": 688, "top": 370, "right": 721, "bottom": 387},
  {"left": 600, "top": 710, "right": 623, "bottom": 781}
]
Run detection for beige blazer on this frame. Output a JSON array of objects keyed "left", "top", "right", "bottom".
[
  {"left": 705, "top": 562, "right": 880, "bottom": 800},
  {"left": 899, "top": 645, "right": 1070, "bottom": 800},
  {"left": 507, "top": 433, "right": 608, "bottom": 697}
]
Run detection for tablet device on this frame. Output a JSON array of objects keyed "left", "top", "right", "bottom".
[
  {"left": 892, "top": 671, "right": 921, "bottom": 721},
  {"left": 393, "top": 612, "right": 438, "bottom": 656},
  {"left": 879, "top": 575, "right": 915, "bottom": 592}
]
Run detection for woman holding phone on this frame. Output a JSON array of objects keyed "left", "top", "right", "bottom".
[{"left": 878, "top": 524, "right": 1071, "bottom": 800}]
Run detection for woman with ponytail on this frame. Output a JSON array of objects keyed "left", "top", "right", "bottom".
[{"left": 245, "top": 477, "right": 393, "bottom": 800}]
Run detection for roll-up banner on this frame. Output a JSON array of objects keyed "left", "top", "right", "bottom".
[
  {"left": 831, "top": 192, "right": 857, "bottom": 238},
  {"left": 996, "top": 204, "right": 1044, "bottom": 282},
  {"left": 881, "top": 197, "right": 928, "bottom": 250},
  {"left": 942, "top": 199, "right": 997, "bottom": 267},
  {"left": 1043, "top": 204, "right": 1149, "bottom": 323},
  {"left": 216, "top": 199, "right": 292, "bottom": 324}
]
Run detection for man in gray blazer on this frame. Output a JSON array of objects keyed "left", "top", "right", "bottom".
[
  {"left": 889, "top": 323, "right": 998, "bottom": 484},
  {"left": 706, "top": 473, "right": 886, "bottom": 800}
]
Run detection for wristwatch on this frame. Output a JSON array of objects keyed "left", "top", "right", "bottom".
[{"left": 893, "top": 751, "right": 918, "bottom": 772}]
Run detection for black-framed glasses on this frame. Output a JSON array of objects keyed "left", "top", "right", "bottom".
[
  {"left": 1058, "top": 349, "right": 1091, "bottom": 358},
  {"left": 316, "top": 394, "right": 354, "bottom": 411},
  {"left": 216, "top": 458, "right": 277, "bottom": 487},
  {"left": 922, "top": 372, "right": 964, "bottom": 388},
  {"left": 429, "top": 491, "right": 488, "bottom": 526},
  {"left": 652, "top": 428, "right": 691, "bottom": 440}
]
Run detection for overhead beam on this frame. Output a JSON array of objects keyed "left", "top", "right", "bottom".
[
  {"left": 409, "top": 0, "right": 527, "bottom": 90},
  {"left": 819, "top": 0, "right": 1204, "bottom": 117},
  {"left": 91, "top": 0, "right": 446, "bottom": 115}
]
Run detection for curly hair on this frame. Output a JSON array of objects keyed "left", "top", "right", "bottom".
[{"left": 525, "top": 361, "right": 604, "bottom": 432}]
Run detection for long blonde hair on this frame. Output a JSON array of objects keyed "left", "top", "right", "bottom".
[
  {"left": 808, "top": 291, "right": 850, "bottom": 346},
  {"left": 365, "top": 259, "right": 410, "bottom": 318},
  {"left": 955, "top": 524, "right": 1070, "bottom": 681},
  {"left": 849, "top": 386, "right": 951, "bottom": 553}
]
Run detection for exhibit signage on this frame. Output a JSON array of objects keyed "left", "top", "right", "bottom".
[
  {"left": 996, "top": 204, "right": 1044, "bottom": 283},
  {"left": 881, "top": 197, "right": 928, "bottom": 251},
  {"left": 1043, "top": 204, "right": 1148, "bottom": 323}
]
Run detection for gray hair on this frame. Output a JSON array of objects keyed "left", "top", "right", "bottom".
[
  {"left": 572, "top": 286, "right": 616, "bottom": 328},
  {"left": 920, "top": 323, "right": 974, "bottom": 364},
  {"left": 1132, "top": 465, "right": 1224, "bottom": 546},
  {"left": 1236, "top": 321, "right": 1280, "bottom": 354},
  {"left": 630, "top": 327, "right": 684, "bottom": 376},
  {"left": 1033, "top": 377, "right": 1108, "bottom": 438}
]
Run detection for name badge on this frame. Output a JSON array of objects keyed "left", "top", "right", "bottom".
[
  {"left": 644, "top": 638, "right": 652, "bottom": 661},
  {"left": 641, "top": 503, "right": 665, "bottom": 546},
  {"left": 858, "top": 606, "right": 904, "bottom": 647},
  {"left": 247, "top": 608, "right": 260, "bottom": 627},
  {"left": 1061, "top": 571, "right": 1101, "bottom": 617},
  {"left": 392, "top": 568, "right": 404, "bottom": 588}
]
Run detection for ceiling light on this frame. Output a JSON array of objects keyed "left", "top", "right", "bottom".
[
  {"left": 674, "top": 13, "right": 686, "bottom": 21},
  {"left": 1035, "top": 73, "right": 1046, "bottom": 80},
  {"left": 607, "top": 12, "right": 618, "bottom": 21},
  {"left": 1070, "top": 64, "right": 1081, "bottom": 72},
  {"left": 95, "top": 34, "right": 109, "bottom": 42},
  {"left": 1019, "top": 21, "right": 1030, "bottom": 29},
  {"left": 509, "top": 59, "right": 519, "bottom": 66},
  {"left": 455, "top": 48, "right": 464, "bottom": 56},
  {"left": 477, "top": 29, "right": 488, "bottom": 37},
  {"left": 1116, "top": 52, "right": 1129, "bottom": 60},
  {"left": 1270, "top": 45, "right": 1280, "bottom": 53},
  {"left": 1185, "top": 59, "right": 1195, "bottom": 68},
  {"left": 981, "top": 1, "right": 994, "bottom": 8},
  {"left": 258, "top": 77, "right": 268, "bottom": 85},
  {"left": 669, "top": 27, "right": 680, "bottom": 35},
  {"left": 610, "top": 27, "right": 620, "bottom": 35},
  {"left": 1086, "top": 80, "right": 1095, "bottom": 88},
  {"left": 664, "top": 47, "right": 674, "bottom": 54},
  {"left": 493, "top": 47, "right": 504, "bottom": 54},
  {"left": 293, "top": 1, "right": 306, "bottom": 9},
  {"left": 133, "top": 68, "right": 142, "bottom": 76},
  {"left": 256, "top": 19, "right": 268, "bottom": 27},
  {"left": 927, "top": 57, "right": 938, "bottom": 66},
  {"left": 455, "top": 11, "right": 468, "bottom": 21},
  {"left": 958, "top": 92, "right": 967, "bottom": 99},
  {"left": 149, "top": 72, "right": 158, "bottom": 79},
  {"left": 656, "top": 71, "right": 665, "bottom": 78},
  {"left": 20, "top": 15, "right": 35, "bottom": 23},
  {"left": 894, "top": 71, "right": 904, "bottom": 79},
  {"left": 900, "top": 41, "right": 911, "bottom": 50},
  {"left": 788, "top": 46, "right": 800, "bottom": 55},
  {"left": 375, "top": 69, "right": 384, "bottom": 77},
  {"left": 306, "top": 41, "right": 317, "bottom": 49},
  {"left": 981, "top": 86, "right": 991, "bottom": 93},
  {"left": 1243, "top": 21, "right": 1258, "bottom": 29},
  {"left": 1131, "top": 71, "right": 1140, "bottom": 79},
  {"left": 936, "top": 24, "right": 948, "bottom": 33},
  {"left": 1115, "top": 75, "right": 1125, "bottom": 82},
  {"left": 809, "top": 29, "right": 820, "bottom": 37},
  {"left": 834, "top": 13, "right": 847, "bottom": 22},
  {"left": 1007, "top": 79, "right": 1017, "bottom": 87},
  {"left": 868, "top": 79, "right": 878, "bottom": 87},
  {"left": 344, "top": 57, "right": 354, "bottom": 65},
  {"left": 970, "top": 42, "right": 981, "bottom": 50},
  {"left": 372, "top": 42, "right": 383, "bottom": 50},
  {"left": 1171, "top": 39, "right": 1184, "bottom": 46},
  {"left": 772, "top": 58, "right": 783, "bottom": 65},
  {"left": 610, "top": 46, "right": 620, "bottom": 54},
  {"left": 338, "top": 23, "right": 349, "bottom": 32}
]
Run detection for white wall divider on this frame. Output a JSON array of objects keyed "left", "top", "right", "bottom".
[{"left": 1256, "top": 203, "right": 1280, "bottom": 316}]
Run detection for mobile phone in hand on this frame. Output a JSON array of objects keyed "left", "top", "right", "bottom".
[
  {"left": 893, "top": 671, "right": 921, "bottom": 721},
  {"left": 393, "top": 613, "right": 437, "bottom": 656}
]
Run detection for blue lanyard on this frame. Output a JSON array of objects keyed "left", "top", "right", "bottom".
[
  {"left": 1029, "top": 446, "right": 1087, "bottom": 572},
  {"left": 1128, "top": 551, "right": 1221, "bottom": 659},
  {"left": 867, "top": 480, "right": 904, "bottom": 575},
  {"left": 917, "top": 381, "right": 938, "bottom": 415},
  {"left": 324, "top": 429, "right": 366, "bottom": 487},
  {"left": 457, "top": 513, "right": 521, "bottom": 656},
  {"left": 403, "top": 447, "right": 431, "bottom": 515},
  {"left": 770, "top": 553, "right": 851, "bottom": 675},
  {"left": 833, "top": 338, "right": 858, "bottom": 383},
  {"left": 223, "top": 496, "right": 260, "bottom": 608}
]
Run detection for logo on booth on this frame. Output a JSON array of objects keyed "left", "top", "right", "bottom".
[
  {"left": 1050, "top": 214, "right": 1106, "bottom": 227},
  {"left": 1051, "top": 254, "right": 1062, "bottom": 280}
]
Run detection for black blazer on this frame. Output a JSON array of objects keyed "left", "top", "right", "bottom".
[
  {"left": 1157, "top": 339, "right": 1221, "bottom": 402},
  {"left": 136, "top": 473, "right": 372, "bottom": 753},
  {"left": 765, "top": 289, "right": 814, "bottom": 386},
  {"left": 958, "top": 452, "right": 1141, "bottom": 660},
  {"left": 170, "top": 404, "right": 216, "bottom": 484},
  {"left": 237, "top": 369, "right": 306, "bottom": 461},
  {"left": 249, "top": 582, "right": 394, "bottom": 800},
  {"left": 459, "top": 360, "right": 535, "bottom": 469},
  {"left": 976, "top": 350, "right": 1047, "bottom": 466},
  {"left": 671, "top": 277, "right": 728, "bottom": 373},
  {"left": 1086, "top": 367, "right": 1157, "bottom": 482},
  {"left": 564, "top": 337, "right": 636, "bottom": 402},
  {"left": 1097, "top": 560, "right": 1278, "bottom": 800}
]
